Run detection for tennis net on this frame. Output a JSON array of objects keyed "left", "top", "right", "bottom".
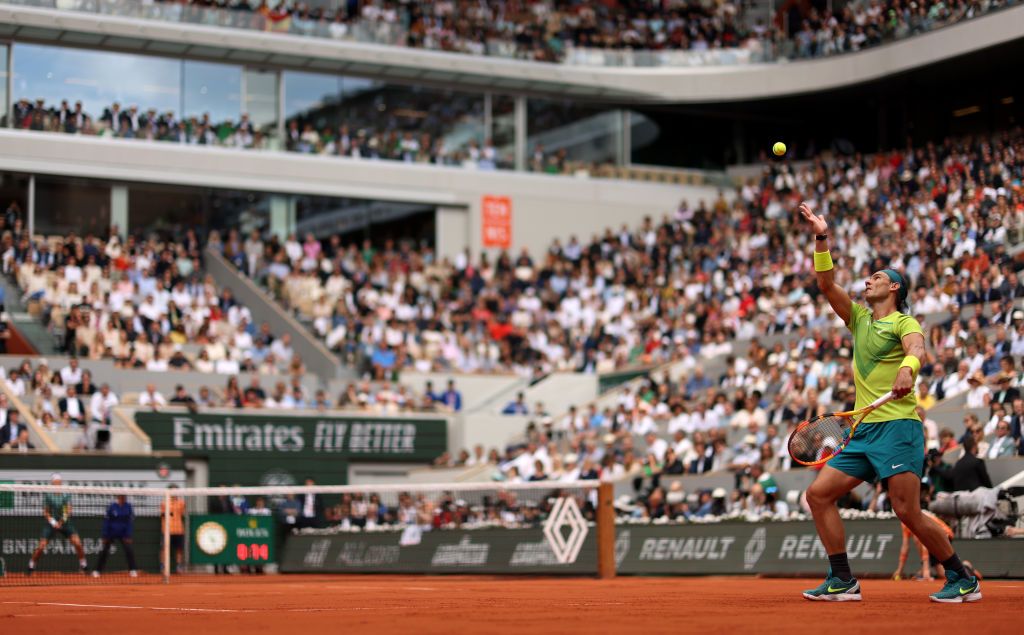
[{"left": 0, "top": 480, "right": 614, "bottom": 585}]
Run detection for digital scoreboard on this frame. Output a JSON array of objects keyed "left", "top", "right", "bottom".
[{"left": 189, "top": 514, "right": 276, "bottom": 565}]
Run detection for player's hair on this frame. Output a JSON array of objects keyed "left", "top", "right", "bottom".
[
  {"left": 881, "top": 269, "right": 910, "bottom": 312},
  {"left": 962, "top": 435, "right": 977, "bottom": 454}
]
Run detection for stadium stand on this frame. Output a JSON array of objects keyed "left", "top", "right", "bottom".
[
  {"left": 0, "top": 230, "right": 305, "bottom": 377},
  {"left": 1, "top": 1, "right": 1024, "bottom": 605},
  {"left": 1, "top": 126, "right": 1021, "bottom": 483},
  {"left": 42, "top": 0, "right": 1014, "bottom": 66},
  {"left": 225, "top": 128, "right": 1024, "bottom": 384}
]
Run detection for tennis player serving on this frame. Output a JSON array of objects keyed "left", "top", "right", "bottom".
[{"left": 797, "top": 203, "right": 980, "bottom": 603}]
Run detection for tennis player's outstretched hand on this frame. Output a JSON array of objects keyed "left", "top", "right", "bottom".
[
  {"left": 798, "top": 202, "right": 827, "bottom": 235},
  {"left": 892, "top": 366, "right": 914, "bottom": 398}
]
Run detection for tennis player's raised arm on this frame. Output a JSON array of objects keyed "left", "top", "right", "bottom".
[
  {"left": 798, "top": 203, "right": 851, "bottom": 324},
  {"left": 894, "top": 333, "right": 926, "bottom": 398}
]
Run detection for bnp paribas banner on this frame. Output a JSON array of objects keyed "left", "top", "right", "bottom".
[
  {"left": 135, "top": 412, "right": 448, "bottom": 486},
  {"left": 0, "top": 517, "right": 163, "bottom": 574}
]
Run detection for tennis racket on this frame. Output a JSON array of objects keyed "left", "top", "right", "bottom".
[{"left": 787, "top": 391, "right": 897, "bottom": 467}]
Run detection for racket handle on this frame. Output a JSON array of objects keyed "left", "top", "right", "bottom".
[{"left": 868, "top": 391, "right": 897, "bottom": 409}]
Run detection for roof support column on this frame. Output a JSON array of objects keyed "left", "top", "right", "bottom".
[{"left": 514, "top": 95, "right": 526, "bottom": 172}]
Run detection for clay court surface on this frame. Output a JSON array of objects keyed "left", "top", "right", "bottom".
[{"left": 1, "top": 575, "right": 1020, "bottom": 634}]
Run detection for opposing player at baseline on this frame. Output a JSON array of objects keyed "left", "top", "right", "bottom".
[
  {"left": 27, "top": 473, "right": 88, "bottom": 575},
  {"left": 797, "top": 203, "right": 981, "bottom": 604}
]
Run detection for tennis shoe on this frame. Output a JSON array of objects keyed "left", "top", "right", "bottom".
[
  {"left": 802, "top": 569, "right": 862, "bottom": 602},
  {"left": 929, "top": 570, "right": 981, "bottom": 603}
]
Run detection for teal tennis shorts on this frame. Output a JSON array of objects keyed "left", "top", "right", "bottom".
[
  {"left": 42, "top": 521, "right": 78, "bottom": 540},
  {"left": 827, "top": 419, "right": 924, "bottom": 482}
]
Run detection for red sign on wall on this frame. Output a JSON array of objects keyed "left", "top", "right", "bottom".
[{"left": 481, "top": 195, "right": 512, "bottom": 249}]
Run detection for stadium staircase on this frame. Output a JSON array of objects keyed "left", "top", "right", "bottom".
[
  {"left": 204, "top": 247, "right": 354, "bottom": 381},
  {"left": 0, "top": 274, "right": 61, "bottom": 355}
]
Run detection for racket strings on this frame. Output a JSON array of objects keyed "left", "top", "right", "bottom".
[{"left": 789, "top": 414, "right": 855, "bottom": 465}]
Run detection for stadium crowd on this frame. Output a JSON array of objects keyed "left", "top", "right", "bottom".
[
  {"left": 227, "top": 127, "right": 1024, "bottom": 385},
  {"left": 3, "top": 125, "right": 1023, "bottom": 465},
  {"left": 135, "top": 0, "right": 1009, "bottom": 65},
  {"left": 7, "top": 96, "right": 492, "bottom": 164},
  {"left": 408, "top": 125, "right": 1024, "bottom": 516},
  {"left": 0, "top": 357, "right": 122, "bottom": 450},
  {"left": 7, "top": 97, "right": 600, "bottom": 174},
  {"left": 0, "top": 225, "right": 312, "bottom": 380}
]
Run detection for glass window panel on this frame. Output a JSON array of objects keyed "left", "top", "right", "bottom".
[
  {"left": 244, "top": 68, "right": 280, "bottom": 149},
  {"left": 527, "top": 98, "right": 621, "bottom": 172},
  {"left": 34, "top": 176, "right": 111, "bottom": 237},
  {"left": 0, "top": 173, "right": 29, "bottom": 235},
  {"left": 492, "top": 95, "right": 517, "bottom": 169},
  {"left": 244, "top": 68, "right": 279, "bottom": 130},
  {"left": 183, "top": 60, "right": 241, "bottom": 125},
  {"left": 283, "top": 71, "right": 484, "bottom": 165},
  {"left": 283, "top": 71, "right": 342, "bottom": 121},
  {"left": 11, "top": 43, "right": 181, "bottom": 129},
  {"left": 129, "top": 184, "right": 271, "bottom": 240}
]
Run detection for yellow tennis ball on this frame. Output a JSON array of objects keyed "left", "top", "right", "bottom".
[{"left": 773, "top": 142, "right": 787, "bottom": 156}]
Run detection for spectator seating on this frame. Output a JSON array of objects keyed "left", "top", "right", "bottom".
[
  {"left": 86, "top": 0, "right": 1014, "bottom": 67},
  {"left": 226, "top": 128, "right": 1023, "bottom": 386},
  {"left": 2, "top": 230, "right": 302, "bottom": 378}
]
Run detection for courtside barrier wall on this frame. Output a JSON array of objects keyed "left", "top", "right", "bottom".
[{"left": 280, "top": 520, "right": 1024, "bottom": 578}]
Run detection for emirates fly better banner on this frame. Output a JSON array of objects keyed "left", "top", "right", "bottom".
[{"left": 134, "top": 412, "right": 448, "bottom": 486}]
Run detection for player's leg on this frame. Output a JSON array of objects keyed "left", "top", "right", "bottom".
[
  {"left": 806, "top": 465, "right": 862, "bottom": 553},
  {"left": 28, "top": 537, "right": 48, "bottom": 574},
  {"left": 172, "top": 534, "right": 184, "bottom": 572},
  {"left": 68, "top": 531, "right": 88, "bottom": 572},
  {"left": 802, "top": 465, "right": 865, "bottom": 601},
  {"left": 875, "top": 420, "right": 980, "bottom": 602},
  {"left": 121, "top": 537, "right": 139, "bottom": 575},
  {"left": 94, "top": 538, "right": 112, "bottom": 576},
  {"left": 887, "top": 472, "right": 980, "bottom": 602}
]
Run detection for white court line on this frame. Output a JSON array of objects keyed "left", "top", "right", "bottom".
[
  {"left": 9, "top": 613, "right": 96, "bottom": 618},
  {"left": 320, "top": 584, "right": 440, "bottom": 591},
  {"left": 2, "top": 601, "right": 253, "bottom": 613},
  {"left": 285, "top": 607, "right": 415, "bottom": 612},
  {"left": 3, "top": 601, "right": 416, "bottom": 614}
]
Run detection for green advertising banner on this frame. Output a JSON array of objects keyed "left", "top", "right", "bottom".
[
  {"left": 135, "top": 411, "right": 448, "bottom": 486},
  {"left": 189, "top": 514, "right": 277, "bottom": 566},
  {"left": 0, "top": 517, "right": 163, "bottom": 574}
]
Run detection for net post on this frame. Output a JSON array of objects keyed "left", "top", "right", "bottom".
[
  {"left": 596, "top": 482, "right": 615, "bottom": 579},
  {"left": 162, "top": 489, "right": 171, "bottom": 584}
]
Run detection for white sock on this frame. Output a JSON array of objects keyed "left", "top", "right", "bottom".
[
  {"left": 28, "top": 560, "right": 35, "bottom": 569},
  {"left": 80, "top": 559, "right": 87, "bottom": 568}
]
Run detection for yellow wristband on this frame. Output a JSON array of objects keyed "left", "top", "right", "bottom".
[
  {"left": 899, "top": 355, "right": 921, "bottom": 377},
  {"left": 813, "top": 250, "right": 834, "bottom": 272}
]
